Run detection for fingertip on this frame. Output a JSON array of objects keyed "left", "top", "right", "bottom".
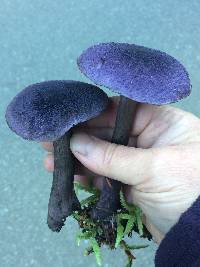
[
  {"left": 44, "top": 153, "right": 54, "bottom": 172},
  {"left": 41, "top": 142, "right": 53, "bottom": 152}
]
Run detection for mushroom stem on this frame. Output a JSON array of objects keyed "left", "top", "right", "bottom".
[
  {"left": 91, "top": 95, "right": 137, "bottom": 220},
  {"left": 47, "top": 129, "right": 81, "bottom": 232}
]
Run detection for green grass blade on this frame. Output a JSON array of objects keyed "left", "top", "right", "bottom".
[
  {"left": 124, "top": 216, "right": 135, "bottom": 236},
  {"left": 115, "top": 221, "right": 124, "bottom": 248},
  {"left": 91, "top": 238, "right": 102, "bottom": 266}
]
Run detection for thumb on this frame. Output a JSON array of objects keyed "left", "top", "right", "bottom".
[{"left": 70, "top": 132, "right": 154, "bottom": 185}]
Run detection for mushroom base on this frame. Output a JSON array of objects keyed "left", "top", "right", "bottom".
[{"left": 73, "top": 181, "right": 152, "bottom": 266}]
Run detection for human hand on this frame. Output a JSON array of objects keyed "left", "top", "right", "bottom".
[{"left": 42, "top": 96, "right": 200, "bottom": 244}]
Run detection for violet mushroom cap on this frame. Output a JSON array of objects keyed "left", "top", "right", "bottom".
[
  {"left": 77, "top": 42, "right": 191, "bottom": 104},
  {"left": 5, "top": 80, "right": 108, "bottom": 141}
]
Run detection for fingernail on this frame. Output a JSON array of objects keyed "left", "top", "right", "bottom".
[{"left": 70, "top": 133, "right": 96, "bottom": 157}]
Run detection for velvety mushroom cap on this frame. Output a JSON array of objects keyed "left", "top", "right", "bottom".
[
  {"left": 5, "top": 80, "right": 108, "bottom": 141},
  {"left": 77, "top": 42, "right": 191, "bottom": 104}
]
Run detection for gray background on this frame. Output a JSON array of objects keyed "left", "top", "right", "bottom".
[{"left": 0, "top": 0, "right": 200, "bottom": 266}]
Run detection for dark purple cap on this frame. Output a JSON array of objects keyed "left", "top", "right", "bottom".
[
  {"left": 77, "top": 42, "right": 191, "bottom": 104},
  {"left": 5, "top": 80, "right": 108, "bottom": 141}
]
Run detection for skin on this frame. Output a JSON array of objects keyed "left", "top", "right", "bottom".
[{"left": 42, "top": 96, "right": 200, "bottom": 244}]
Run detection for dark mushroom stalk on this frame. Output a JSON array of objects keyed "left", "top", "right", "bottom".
[
  {"left": 48, "top": 128, "right": 80, "bottom": 231},
  {"left": 91, "top": 96, "right": 137, "bottom": 220},
  {"left": 5, "top": 80, "right": 109, "bottom": 231},
  {"left": 77, "top": 42, "right": 191, "bottom": 222}
]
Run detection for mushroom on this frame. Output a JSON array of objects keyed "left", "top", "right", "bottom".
[
  {"left": 77, "top": 42, "right": 191, "bottom": 221},
  {"left": 5, "top": 80, "right": 109, "bottom": 231}
]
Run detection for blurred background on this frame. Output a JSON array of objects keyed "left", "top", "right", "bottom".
[{"left": 0, "top": 0, "right": 200, "bottom": 266}]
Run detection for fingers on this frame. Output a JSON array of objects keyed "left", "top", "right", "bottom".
[
  {"left": 44, "top": 153, "right": 54, "bottom": 172},
  {"left": 42, "top": 142, "right": 53, "bottom": 152},
  {"left": 70, "top": 133, "right": 156, "bottom": 186},
  {"left": 41, "top": 98, "right": 199, "bottom": 155},
  {"left": 41, "top": 128, "right": 115, "bottom": 154},
  {"left": 74, "top": 128, "right": 137, "bottom": 147},
  {"left": 80, "top": 96, "right": 150, "bottom": 137},
  {"left": 135, "top": 104, "right": 200, "bottom": 148},
  {"left": 80, "top": 97, "right": 154, "bottom": 139},
  {"left": 41, "top": 127, "right": 137, "bottom": 156}
]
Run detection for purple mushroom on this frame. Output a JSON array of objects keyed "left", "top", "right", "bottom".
[
  {"left": 77, "top": 42, "right": 191, "bottom": 221},
  {"left": 5, "top": 80, "right": 108, "bottom": 231}
]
